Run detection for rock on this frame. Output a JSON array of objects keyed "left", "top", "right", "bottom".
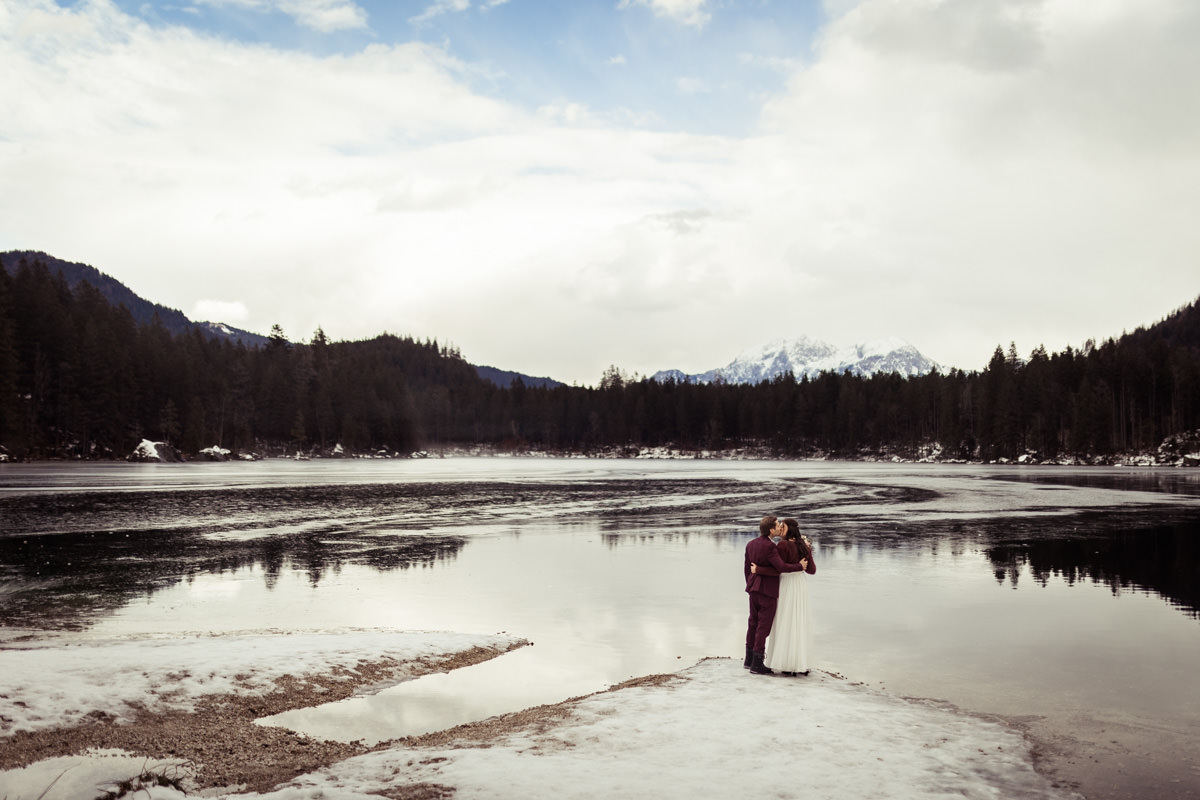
[
  {"left": 198, "top": 445, "right": 231, "bottom": 461},
  {"left": 127, "top": 439, "right": 185, "bottom": 463}
]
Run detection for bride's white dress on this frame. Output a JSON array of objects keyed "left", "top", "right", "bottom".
[{"left": 765, "top": 570, "right": 811, "bottom": 673}]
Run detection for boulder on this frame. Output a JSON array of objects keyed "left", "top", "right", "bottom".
[{"left": 127, "top": 439, "right": 185, "bottom": 463}]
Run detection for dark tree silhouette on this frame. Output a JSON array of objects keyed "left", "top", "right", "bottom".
[{"left": 1, "top": 253, "right": 1198, "bottom": 462}]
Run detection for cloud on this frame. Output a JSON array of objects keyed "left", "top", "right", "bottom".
[
  {"left": 618, "top": 0, "right": 711, "bottom": 29},
  {"left": 409, "top": 0, "right": 471, "bottom": 25},
  {"left": 3, "top": 0, "right": 1200, "bottom": 385},
  {"left": 195, "top": 0, "right": 369, "bottom": 32},
  {"left": 746, "top": 0, "right": 1200, "bottom": 363},
  {"left": 837, "top": 0, "right": 1044, "bottom": 73},
  {"left": 192, "top": 299, "right": 250, "bottom": 322},
  {"left": 1, "top": 0, "right": 524, "bottom": 328},
  {"left": 564, "top": 210, "right": 733, "bottom": 314},
  {"left": 737, "top": 52, "right": 804, "bottom": 74}
]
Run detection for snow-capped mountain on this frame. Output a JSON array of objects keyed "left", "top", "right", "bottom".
[
  {"left": 196, "top": 321, "right": 269, "bottom": 348},
  {"left": 653, "top": 336, "right": 942, "bottom": 384}
]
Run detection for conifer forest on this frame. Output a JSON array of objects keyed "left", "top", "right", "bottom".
[{"left": 1, "top": 254, "right": 1198, "bottom": 462}]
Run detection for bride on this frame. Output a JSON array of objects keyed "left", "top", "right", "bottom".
[{"left": 764, "top": 517, "right": 816, "bottom": 675}]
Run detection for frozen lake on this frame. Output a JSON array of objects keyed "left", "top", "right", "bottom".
[{"left": 2, "top": 458, "right": 1199, "bottom": 799}]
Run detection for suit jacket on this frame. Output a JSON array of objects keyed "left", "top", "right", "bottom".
[{"left": 744, "top": 536, "right": 803, "bottom": 598}]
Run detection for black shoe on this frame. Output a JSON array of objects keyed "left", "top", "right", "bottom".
[
  {"left": 743, "top": 646, "right": 753, "bottom": 670},
  {"left": 749, "top": 652, "right": 774, "bottom": 675},
  {"left": 782, "top": 671, "right": 796, "bottom": 677}
]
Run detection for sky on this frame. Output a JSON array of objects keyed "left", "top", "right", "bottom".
[{"left": 3, "top": 0, "right": 1199, "bottom": 386}]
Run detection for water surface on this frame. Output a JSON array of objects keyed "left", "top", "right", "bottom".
[{"left": 2, "top": 459, "right": 1199, "bottom": 799}]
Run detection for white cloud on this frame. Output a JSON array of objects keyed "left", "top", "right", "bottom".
[
  {"left": 410, "top": 0, "right": 471, "bottom": 25},
  {"left": 618, "top": 0, "right": 711, "bottom": 29},
  {"left": 192, "top": 299, "right": 250, "bottom": 322},
  {"left": 675, "top": 76, "right": 710, "bottom": 94},
  {"left": 744, "top": 0, "right": 1200, "bottom": 367},
  {"left": 738, "top": 52, "right": 804, "bottom": 73},
  {"left": 196, "top": 0, "right": 369, "bottom": 32},
  {"left": 3, "top": 0, "right": 1200, "bottom": 384},
  {"left": 821, "top": 0, "right": 867, "bottom": 21},
  {"left": 607, "top": 54, "right": 627, "bottom": 66}
]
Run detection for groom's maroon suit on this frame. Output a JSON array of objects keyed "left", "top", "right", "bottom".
[{"left": 744, "top": 536, "right": 804, "bottom": 653}]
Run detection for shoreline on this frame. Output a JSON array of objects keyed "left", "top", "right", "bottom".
[
  {"left": 5, "top": 440, "right": 1200, "bottom": 469},
  {"left": 1, "top": 640, "right": 1083, "bottom": 800},
  {"left": 0, "top": 634, "right": 527, "bottom": 795}
]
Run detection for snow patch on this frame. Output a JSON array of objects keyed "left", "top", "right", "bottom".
[
  {"left": 199, "top": 444, "right": 231, "bottom": 461},
  {"left": 0, "top": 751, "right": 192, "bottom": 800},
  {"left": 260, "top": 659, "right": 1079, "bottom": 800},
  {"left": 0, "top": 630, "right": 521, "bottom": 736},
  {"left": 1, "top": 640, "right": 1079, "bottom": 800}
]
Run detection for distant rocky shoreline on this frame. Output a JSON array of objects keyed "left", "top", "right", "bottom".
[{"left": 4, "top": 431, "right": 1199, "bottom": 468}]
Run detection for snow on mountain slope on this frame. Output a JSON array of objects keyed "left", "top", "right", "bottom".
[{"left": 653, "top": 336, "right": 941, "bottom": 384}]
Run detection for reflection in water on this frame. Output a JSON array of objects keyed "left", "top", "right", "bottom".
[
  {"left": 5, "top": 471, "right": 1200, "bottom": 629},
  {"left": 0, "top": 476, "right": 821, "bottom": 630},
  {"left": 812, "top": 504, "right": 1200, "bottom": 623},
  {"left": 0, "top": 527, "right": 465, "bottom": 629},
  {"left": 5, "top": 462, "right": 1200, "bottom": 798},
  {"left": 986, "top": 519, "right": 1200, "bottom": 620},
  {"left": 601, "top": 530, "right": 695, "bottom": 548},
  {"left": 998, "top": 468, "right": 1200, "bottom": 497}
]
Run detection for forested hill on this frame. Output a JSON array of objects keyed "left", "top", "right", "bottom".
[
  {"left": 0, "top": 250, "right": 1198, "bottom": 463},
  {"left": 1121, "top": 297, "right": 1200, "bottom": 352},
  {"left": 0, "top": 252, "right": 490, "bottom": 458},
  {"left": 475, "top": 365, "right": 565, "bottom": 389},
  {"left": 0, "top": 251, "right": 268, "bottom": 347}
]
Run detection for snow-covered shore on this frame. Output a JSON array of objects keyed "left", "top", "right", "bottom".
[
  {"left": 0, "top": 630, "right": 522, "bottom": 736},
  {"left": 0, "top": 631, "right": 1081, "bottom": 800},
  {"left": 263, "top": 658, "right": 1080, "bottom": 800}
]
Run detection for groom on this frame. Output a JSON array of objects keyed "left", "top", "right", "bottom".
[{"left": 744, "top": 515, "right": 805, "bottom": 675}]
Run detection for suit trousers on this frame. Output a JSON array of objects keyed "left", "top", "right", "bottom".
[{"left": 746, "top": 591, "right": 777, "bottom": 653}]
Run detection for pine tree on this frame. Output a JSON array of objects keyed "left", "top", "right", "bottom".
[
  {"left": 159, "top": 399, "right": 181, "bottom": 445},
  {"left": 0, "top": 261, "right": 19, "bottom": 450}
]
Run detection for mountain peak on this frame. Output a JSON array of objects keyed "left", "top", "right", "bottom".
[{"left": 654, "top": 335, "right": 941, "bottom": 384}]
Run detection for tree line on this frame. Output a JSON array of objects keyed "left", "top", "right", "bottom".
[{"left": 1, "top": 253, "right": 1198, "bottom": 461}]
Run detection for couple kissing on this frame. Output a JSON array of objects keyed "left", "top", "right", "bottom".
[{"left": 744, "top": 514, "right": 816, "bottom": 676}]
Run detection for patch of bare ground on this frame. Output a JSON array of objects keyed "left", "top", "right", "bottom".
[
  {"left": 0, "top": 641, "right": 526, "bottom": 795},
  {"left": 362, "top": 782, "right": 456, "bottom": 800},
  {"left": 392, "top": 671, "right": 684, "bottom": 751}
]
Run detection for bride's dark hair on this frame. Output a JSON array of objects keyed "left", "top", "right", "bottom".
[{"left": 781, "top": 518, "right": 800, "bottom": 540}]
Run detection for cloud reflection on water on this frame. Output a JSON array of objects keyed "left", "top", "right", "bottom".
[
  {"left": 4, "top": 462, "right": 1200, "bottom": 795},
  {"left": 3, "top": 466, "right": 1200, "bottom": 630}
]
